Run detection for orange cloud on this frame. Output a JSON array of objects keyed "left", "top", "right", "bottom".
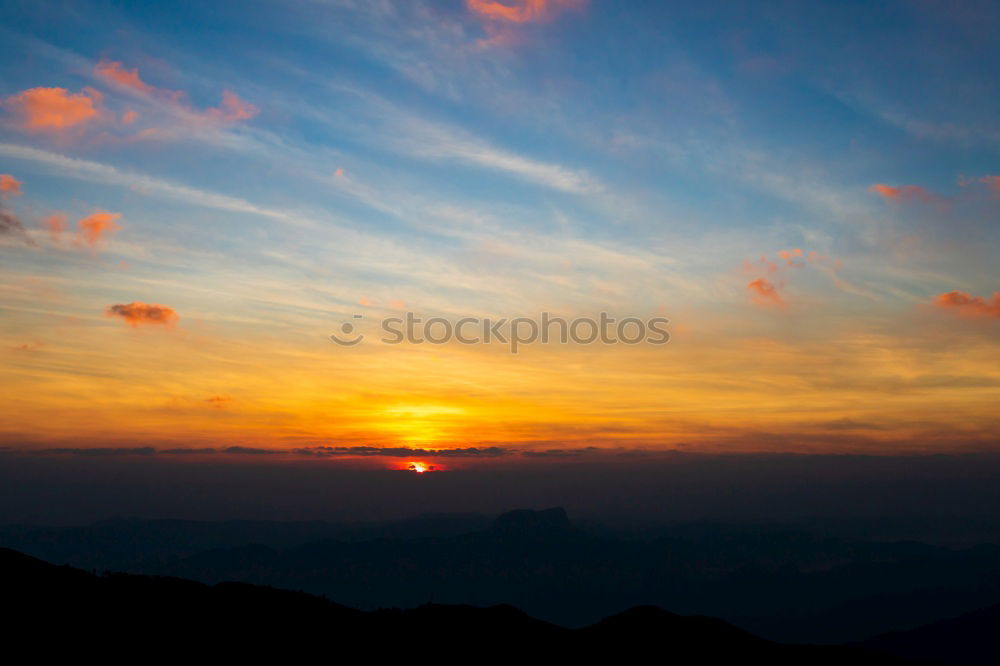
[
  {"left": 43, "top": 213, "right": 68, "bottom": 241},
  {"left": 979, "top": 175, "right": 1000, "bottom": 191},
  {"left": 0, "top": 174, "right": 22, "bottom": 198},
  {"left": 95, "top": 60, "right": 257, "bottom": 127},
  {"left": 106, "top": 302, "right": 179, "bottom": 327},
  {"left": 777, "top": 248, "right": 804, "bottom": 266},
  {"left": 204, "top": 90, "right": 258, "bottom": 123},
  {"left": 743, "top": 255, "right": 778, "bottom": 274},
  {"left": 77, "top": 211, "right": 122, "bottom": 246},
  {"left": 869, "top": 184, "right": 936, "bottom": 204},
  {"left": 95, "top": 60, "right": 156, "bottom": 95},
  {"left": 933, "top": 291, "right": 1000, "bottom": 319},
  {"left": 466, "top": 0, "right": 583, "bottom": 23},
  {"left": 4, "top": 86, "right": 102, "bottom": 131},
  {"left": 206, "top": 395, "right": 233, "bottom": 409},
  {"left": 747, "top": 278, "right": 785, "bottom": 307}
]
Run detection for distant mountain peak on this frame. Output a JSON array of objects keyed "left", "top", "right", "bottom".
[{"left": 491, "top": 508, "right": 574, "bottom": 537}]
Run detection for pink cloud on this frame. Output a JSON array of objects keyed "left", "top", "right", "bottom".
[
  {"left": 466, "top": 0, "right": 585, "bottom": 47},
  {"left": 869, "top": 183, "right": 937, "bottom": 204},
  {"left": 979, "top": 175, "right": 1000, "bottom": 191},
  {"left": 466, "top": 0, "right": 584, "bottom": 23},
  {"left": 203, "top": 90, "right": 258, "bottom": 123},
  {"left": 95, "top": 60, "right": 157, "bottom": 95},
  {"left": 3, "top": 86, "right": 102, "bottom": 132},
  {"left": 0, "top": 174, "right": 22, "bottom": 198},
  {"left": 743, "top": 255, "right": 779, "bottom": 274},
  {"left": 77, "top": 211, "right": 122, "bottom": 247},
  {"left": 747, "top": 278, "right": 785, "bottom": 307},
  {"left": 933, "top": 291, "right": 1000, "bottom": 319},
  {"left": 777, "top": 248, "right": 804, "bottom": 267},
  {"left": 96, "top": 60, "right": 256, "bottom": 123},
  {"left": 43, "top": 213, "right": 68, "bottom": 242}
]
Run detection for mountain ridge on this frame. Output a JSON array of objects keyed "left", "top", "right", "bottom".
[
  {"left": 4, "top": 507, "right": 1000, "bottom": 644},
  {"left": 2, "top": 546, "right": 915, "bottom": 663}
]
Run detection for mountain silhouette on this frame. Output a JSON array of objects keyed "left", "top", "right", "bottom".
[
  {"left": 858, "top": 603, "right": 1000, "bottom": 665},
  {"left": 1, "top": 546, "right": 915, "bottom": 663},
  {"left": 490, "top": 506, "right": 576, "bottom": 537},
  {"left": 4, "top": 508, "right": 1000, "bottom": 645}
]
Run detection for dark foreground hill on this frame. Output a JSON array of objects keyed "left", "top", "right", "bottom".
[
  {"left": 5, "top": 508, "right": 1000, "bottom": 644},
  {"left": 2, "top": 546, "right": 911, "bottom": 663},
  {"left": 858, "top": 604, "right": 1000, "bottom": 666}
]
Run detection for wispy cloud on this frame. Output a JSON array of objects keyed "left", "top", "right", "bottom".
[
  {"left": 979, "top": 175, "right": 1000, "bottom": 192},
  {"left": 746, "top": 277, "right": 785, "bottom": 308},
  {"left": 95, "top": 59, "right": 258, "bottom": 126},
  {"left": 466, "top": 0, "right": 586, "bottom": 47},
  {"left": 0, "top": 209, "right": 33, "bottom": 243},
  {"left": 869, "top": 183, "right": 938, "bottom": 204},
  {"left": 41, "top": 213, "right": 67, "bottom": 242},
  {"left": 0, "top": 143, "right": 310, "bottom": 226},
  {"left": 0, "top": 170, "right": 32, "bottom": 245},
  {"left": 94, "top": 60, "right": 159, "bottom": 95},
  {"left": 390, "top": 116, "right": 600, "bottom": 194},
  {"left": 466, "top": 0, "right": 583, "bottom": 24}
]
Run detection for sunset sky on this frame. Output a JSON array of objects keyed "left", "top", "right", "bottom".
[{"left": 1, "top": 0, "right": 998, "bottom": 466}]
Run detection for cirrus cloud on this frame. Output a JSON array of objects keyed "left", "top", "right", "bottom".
[{"left": 0, "top": 209, "right": 32, "bottom": 242}]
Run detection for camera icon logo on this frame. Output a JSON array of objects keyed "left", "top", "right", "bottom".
[{"left": 330, "top": 314, "right": 364, "bottom": 346}]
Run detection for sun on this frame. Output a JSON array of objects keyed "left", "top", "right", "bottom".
[{"left": 404, "top": 461, "right": 436, "bottom": 473}]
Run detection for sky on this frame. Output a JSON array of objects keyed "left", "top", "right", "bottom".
[{"left": 1, "top": 0, "right": 999, "bottom": 470}]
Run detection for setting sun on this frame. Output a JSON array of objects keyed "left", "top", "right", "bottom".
[{"left": 405, "top": 462, "right": 431, "bottom": 473}]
